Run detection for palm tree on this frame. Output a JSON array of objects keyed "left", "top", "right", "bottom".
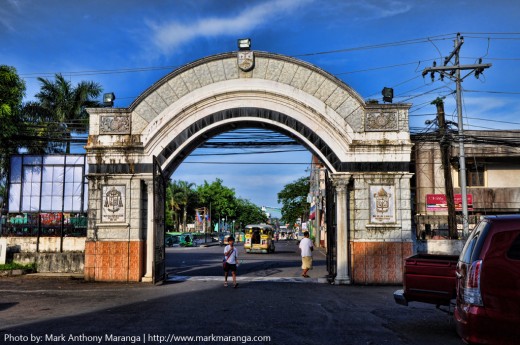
[
  {"left": 176, "top": 181, "right": 197, "bottom": 232},
  {"left": 33, "top": 73, "right": 102, "bottom": 153},
  {"left": 166, "top": 181, "right": 182, "bottom": 231}
]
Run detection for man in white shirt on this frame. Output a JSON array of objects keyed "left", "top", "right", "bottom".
[{"left": 298, "top": 231, "right": 313, "bottom": 278}]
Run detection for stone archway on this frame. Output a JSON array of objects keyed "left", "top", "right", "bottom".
[{"left": 84, "top": 51, "right": 413, "bottom": 284}]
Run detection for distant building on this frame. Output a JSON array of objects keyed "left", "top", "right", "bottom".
[
  {"left": 412, "top": 130, "right": 520, "bottom": 238},
  {"left": 307, "top": 155, "right": 327, "bottom": 247}
]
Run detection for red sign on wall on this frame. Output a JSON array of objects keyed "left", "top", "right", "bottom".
[{"left": 426, "top": 194, "right": 473, "bottom": 211}]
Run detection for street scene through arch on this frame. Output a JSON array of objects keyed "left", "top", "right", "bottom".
[
  {"left": 85, "top": 50, "right": 413, "bottom": 285},
  {"left": 164, "top": 127, "right": 331, "bottom": 283}
]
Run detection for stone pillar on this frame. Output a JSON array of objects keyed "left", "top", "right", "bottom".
[
  {"left": 332, "top": 173, "right": 351, "bottom": 285},
  {"left": 142, "top": 180, "right": 154, "bottom": 283}
]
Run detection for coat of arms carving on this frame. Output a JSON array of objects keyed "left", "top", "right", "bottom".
[
  {"left": 102, "top": 186, "right": 125, "bottom": 222},
  {"left": 369, "top": 185, "right": 395, "bottom": 224},
  {"left": 238, "top": 51, "right": 255, "bottom": 72}
]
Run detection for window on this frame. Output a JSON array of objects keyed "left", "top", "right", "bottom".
[
  {"left": 507, "top": 233, "right": 520, "bottom": 260},
  {"left": 466, "top": 164, "right": 485, "bottom": 187}
]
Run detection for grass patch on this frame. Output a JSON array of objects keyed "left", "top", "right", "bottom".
[{"left": 0, "top": 262, "right": 36, "bottom": 271}]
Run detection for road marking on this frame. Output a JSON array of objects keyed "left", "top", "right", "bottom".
[{"left": 166, "top": 275, "right": 329, "bottom": 284}]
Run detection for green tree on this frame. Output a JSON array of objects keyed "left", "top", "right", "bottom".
[
  {"left": 277, "top": 176, "right": 310, "bottom": 228},
  {"left": 166, "top": 181, "right": 181, "bottom": 231},
  {"left": 235, "top": 198, "right": 268, "bottom": 228},
  {"left": 21, "top": 101, "right": 66, "bottom": 154},
  {"left": 166, "top": 180, "right": 198, "bottom": 232},
  {"left": 197, "top": 178, "right": 237, "bottom": 231},
  {"left": 32, "top": 73, "right": 102, "bottom": 153},
  {"left": 177, "top": 180, "right": 198, "bottom": 232},
  {"left": 0, "top": 65, "right": 26, "bottom": 186}
]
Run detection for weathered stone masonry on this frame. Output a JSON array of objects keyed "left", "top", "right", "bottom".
[{"left": 85, "top": 51, "right": 413, "bottom": 284}]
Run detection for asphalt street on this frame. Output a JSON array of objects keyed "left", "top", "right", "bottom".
[
  {"left": 166, "top": 240, "right": 330, "bottom": 283},
  {"left": 0, "top": 275, "right": 463, "bottom": 345}
]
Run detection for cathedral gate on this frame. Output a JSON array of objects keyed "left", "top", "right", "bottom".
[{"left": 85, "top": 50, "right": 413, "bottom": 284}]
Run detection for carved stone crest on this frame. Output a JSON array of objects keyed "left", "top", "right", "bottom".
[
  {"left": 237, "top": 51, "right": 255, "bottom": 72},
  {"left": 369, "top": 185, "right": 395, "bottom": 224},
  {"left": 365, "top": 111, "right": 398, "bottom": 131},
  {"left": 374, "top": 187, "right": 391, "bottom": 214},
  {"left": 102, "top": 185, "right": 125, "bottom": 222},
  {"left": 100, "top": 115, "right": 130, "bottom": 134}
]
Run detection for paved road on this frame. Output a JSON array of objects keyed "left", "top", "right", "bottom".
[
  {"left": 0, "top": 272, "right": 463, "bottom": 345},
  {"left": 166, "top": 240, "right": 329, "bottom": 282}
]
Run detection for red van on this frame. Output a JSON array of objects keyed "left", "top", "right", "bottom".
[{"left": 454, "top": 215, "right": 520, "bottom": 344}]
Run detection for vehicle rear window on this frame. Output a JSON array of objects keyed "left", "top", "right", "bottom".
[
  {"left": 459, "top": 220, "right": 490, "bottom": 263},
  {"left": 507, "top": 233, "right": 520, "bottom": 260}
]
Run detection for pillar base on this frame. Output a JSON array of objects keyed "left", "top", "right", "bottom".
[
  {"left": 334, "top": 276, "right": 352, "bottom": 285},
  {"left": 351, "top": 241, "right": 413, "bottom": 284},
  {"left": 84, "top": 240, "right": 145, "bottom": 282}
]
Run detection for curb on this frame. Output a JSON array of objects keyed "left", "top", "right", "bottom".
[{"left": 0, "top": 269, "right": 32, "bottom": 277}]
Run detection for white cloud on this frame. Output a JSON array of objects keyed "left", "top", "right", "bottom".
[
  {"left": 359, "top": 0, "right": 412, "bottom": 19},
  {"left": 146, "top": 0, "right": 313, "bottom": 56},
  {"left": 325, "top": 0, "right": 412, "bottom": 21},
  {"left": 0, "top": 0, "right": 23, "bottom": 31}
]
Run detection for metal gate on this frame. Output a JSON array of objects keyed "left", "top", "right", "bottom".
[
  {"left": 325, "top": 171, "right": 337, "bottom": 282},
  {"left": 152, "top": 156, "right": 166, "bottom": 284}
]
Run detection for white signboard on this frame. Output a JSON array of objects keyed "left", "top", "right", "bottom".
[{"left": 369, "top": 185, "right": 395, "bottom": 224}]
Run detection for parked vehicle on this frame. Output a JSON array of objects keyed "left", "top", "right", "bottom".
[
  {"left": 394, "top": 215, "right": 520, "bottom": 344},
  {"left": 393, "top": 253, "right": 458, "bottom": 306},
  {"left": 218, "top": 232, "right": 231, "bottom": 246},
  {"left": 165, "top": 232, "right": 198, "bottom": 247},
  {"left": 244, "top": 224, "right": 275, "bottom": 253}
]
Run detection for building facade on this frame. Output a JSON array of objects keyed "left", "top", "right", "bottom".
[{"left": 413, "top": 130, "right": 520, "bottom": 239}]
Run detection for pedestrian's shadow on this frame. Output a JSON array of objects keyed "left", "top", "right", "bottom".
[{"left": 0, "top": 302, "right": 18, "bottom": 311}]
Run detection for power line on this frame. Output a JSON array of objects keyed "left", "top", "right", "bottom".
[{"left": 181, "top": 161, "right": 315, "bottom": 165}]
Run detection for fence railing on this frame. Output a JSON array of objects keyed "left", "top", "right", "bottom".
[{"left": 1, "top": 213, "right": 87, "bottom": 238}]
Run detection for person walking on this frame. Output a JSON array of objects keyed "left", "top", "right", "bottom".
[
  {"left": 223, "top": 236, "right": 239, "bottom": 288},
  {"left": 299, "top": 231, "right": 313, "bottom": 278}
]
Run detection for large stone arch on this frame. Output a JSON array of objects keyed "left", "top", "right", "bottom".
[{"left": 85, "top": 51, "right": 413, "bottom": 284}]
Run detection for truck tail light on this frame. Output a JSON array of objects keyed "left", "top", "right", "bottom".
[{"left": 464, "top": 260, "right": 483, "bottom": 306}]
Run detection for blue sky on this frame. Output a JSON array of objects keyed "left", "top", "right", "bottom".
[{"left": 2, "top": 0, "right": 520, "bottom": 217}]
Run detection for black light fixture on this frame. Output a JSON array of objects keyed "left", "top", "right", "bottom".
[
  {"left": 381, "top": 87, "right": 393, "bottom": 103},
  {"left": 237, "top": 38, "right": 251, "bottom": 50},
  {"left": 103, "top": 92, "right": 116, "bottom": 107}
]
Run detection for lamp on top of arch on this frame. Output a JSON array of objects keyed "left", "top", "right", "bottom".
[
  {"left": 237, "top": 38, "right": 251, "bottom": 50},
  {"left": 103, "top": 92, "right": 116, "bottom": 107}
]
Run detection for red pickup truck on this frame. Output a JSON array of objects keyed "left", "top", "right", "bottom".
[{"left": 394, "top": 215, "right": 520, "bottom": 344}]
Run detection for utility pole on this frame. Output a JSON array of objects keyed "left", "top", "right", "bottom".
[
  {"left": 422, "top": 33, "right": 491, "bottom": 238},
  {"left": 432, "top": 98, "right": 458, "bottom": 239}
]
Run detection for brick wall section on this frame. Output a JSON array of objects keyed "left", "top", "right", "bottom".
[
  {"left": 351, "top": 241, "right": 413, "bottom": 284},
  {"left": 84, "top": 240, "right": 145, "bottom": 282}
]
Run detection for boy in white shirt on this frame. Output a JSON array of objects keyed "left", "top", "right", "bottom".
[{"left": 223, "top": 236, "right": 239, "bottom": 288}]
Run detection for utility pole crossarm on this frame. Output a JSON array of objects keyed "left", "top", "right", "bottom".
[{"left": 422, "top": 63, "right": 492, "bottom": 76}]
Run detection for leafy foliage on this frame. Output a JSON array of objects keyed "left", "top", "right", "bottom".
[
  {"left": 28, "top": 73, "right": 102, "bottom": 153},
  {"left": 0, "top": 262, "right": 36, "bottom": 271},
  {"left": 167, "top": 180, "right": 198, "bottom": 231},
  {"left": 277, "top": 176, "right": 310, "bottom": 227},
  {"left": 0, "top": 65, "right": 26, "bottom": 187},
  {"left": 165, "top": 178, "right": 268, "bottom": 232},
  {"left": 235, "top": 198, "right": 268, "bottom": 228},
  {"left": 196, "top": 178, "right": 238, "bottom": 228}
]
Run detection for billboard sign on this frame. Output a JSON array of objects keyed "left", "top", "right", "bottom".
[{"left": 426, "top": 194, "right": 473, "bottom": 211}]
